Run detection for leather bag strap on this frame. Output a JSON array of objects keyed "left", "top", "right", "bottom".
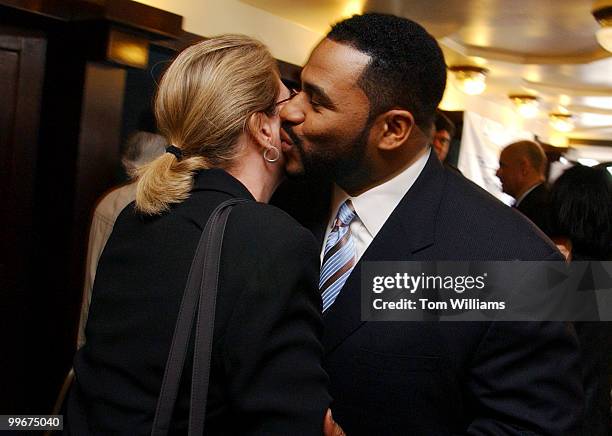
[{"left": 151, "top": 198, "right": 247, "bottom": 436}]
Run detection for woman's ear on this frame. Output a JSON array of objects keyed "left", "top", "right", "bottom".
[
  {"left": 247, "top": 111, "right": 274, "bottom": 149},
  {"left": 376, "top": 110, "right": 415, "bottom": 151}
]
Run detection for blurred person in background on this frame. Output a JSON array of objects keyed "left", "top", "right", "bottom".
[
  {"left": 432, "top": 110, "right": 462, "bottom": 174},
  {"left": 496, "top": 140, "right": 551, "bottom": 234},
  {"left": 432, "top": 110, "right": 455, "bottom": 163},
  {"left": 78, "top": 131, "right": 166, "bottom": 348},
  {"left": 550, "top": 164, "right": 612, "bottom": 261},
  {"left": 550, "top": 164, "right": 612, "bottom": 435}
]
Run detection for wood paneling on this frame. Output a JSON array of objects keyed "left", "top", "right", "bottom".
[
  {"left": 72, "top": 62, "right": 127, "bottom": 291},
  {"left": 0, "top": 27, "right": 46, "bottom": 413},
  {"left": 0, "top": 29, "right": 46, "bottom": 291}
]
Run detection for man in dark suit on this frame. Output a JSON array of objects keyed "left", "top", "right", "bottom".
[
  {"left": 279, "top": 13, "right": 583, "bottom": 435},
  {"left": 496, "top": 140, "right": 552, "bottom": 234}
]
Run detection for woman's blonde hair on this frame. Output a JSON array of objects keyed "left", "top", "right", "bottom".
[{"left": 135, "top": 34, "right": 280, "bottom": 214}]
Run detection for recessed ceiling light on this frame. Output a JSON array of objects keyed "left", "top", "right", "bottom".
[
  {"left": 509, "top": 94, "right": 539, "bottom": 118},
  {"left": 549, "top": 113, "right": 575, "bottom": 132},
  {"left": 448, "top": 66, "right": 488, "bottom": 95},
  {"left": 593, "top": 4, "right": 612, "bottom": 52}
]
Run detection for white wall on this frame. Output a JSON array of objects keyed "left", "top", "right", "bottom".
[{"left": 134, "top": 0, "right": 323, "bottom": 66}]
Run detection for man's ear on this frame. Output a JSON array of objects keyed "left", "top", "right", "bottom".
[
  {"left": 519, "top": 157, "right": 531, "bottom": 175},
  {"left": 375, "top": 110, "right": 415, "bottom": 151},
  {"left": 247, "top": 112, "right": 273, "bottom": 149}
]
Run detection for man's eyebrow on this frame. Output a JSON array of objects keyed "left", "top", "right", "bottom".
[{"left": 302, "top": 82, "right": 336, "bottom": 109}]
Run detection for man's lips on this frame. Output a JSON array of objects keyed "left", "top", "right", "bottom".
[
  {"left": 280, "top": 128, "right": 294, "bottom": 146},
  {"left": 280, "top": 128, "right": 295, "bottom": 153}
]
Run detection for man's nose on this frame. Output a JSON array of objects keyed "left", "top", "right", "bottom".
[
  {"left": 279, "top": 95, "right": 305, "bottom": 125},
  {"left": 495, "top": 168, "right": 502, "bottom": 178}
]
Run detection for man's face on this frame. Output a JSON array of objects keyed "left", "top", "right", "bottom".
[
  {"left": 496, "top": 149, "right": 523, "bottom": 198},
  {"left": 432, "top": 129, "right": 451, "bottom": 162},
  {"left": 279, "top": 39, "right": 372, "bottom": 182}
]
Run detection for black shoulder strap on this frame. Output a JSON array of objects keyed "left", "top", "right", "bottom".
[{"left": 151, "top": 198, "right": 248, "bottom": 436}]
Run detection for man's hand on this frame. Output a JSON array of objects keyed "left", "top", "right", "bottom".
[{"left": 323, "top": 409, "right": 346, "bottom": 436}]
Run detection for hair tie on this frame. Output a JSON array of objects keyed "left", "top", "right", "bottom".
[{"left": 165, "top": 145, "right": 183, "bottom": 160}]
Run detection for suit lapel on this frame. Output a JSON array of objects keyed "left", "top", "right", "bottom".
[
  {"left": 322, "top": 152, "right": 447, "bottom": 354},
  {"left": 312, "top": 219, "right": 328, "bottom": 253}
]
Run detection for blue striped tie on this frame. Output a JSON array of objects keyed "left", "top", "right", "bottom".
[{"left": 320, "top": 200, "right": 357, "bottom": 312}]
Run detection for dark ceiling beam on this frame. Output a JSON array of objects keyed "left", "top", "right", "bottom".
[
  {"left": 568, "top": 138, "right": 612, "bottom": 148},
  {"left": 0, "top": 0, "right": 182, "bottom": 38}
]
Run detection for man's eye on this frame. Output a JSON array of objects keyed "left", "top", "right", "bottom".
[{"left": 310, "top": 99, "right": 322, "bottom": 109}]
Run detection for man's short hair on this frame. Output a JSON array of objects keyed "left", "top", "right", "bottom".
[
  {"left": 327, "top": 13, "right": 447, "bottom": 132},
  {"left": 434, "top": 110, "right": 455, "bottom": 137}
]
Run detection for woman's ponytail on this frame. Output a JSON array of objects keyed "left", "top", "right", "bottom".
[{"left": 135, "top": 152, "right": 207, "bottom": 215}]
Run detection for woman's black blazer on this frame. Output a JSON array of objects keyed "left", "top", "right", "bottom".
[{"left": 65, "top": 169, "right": 331, "bottom": 435}]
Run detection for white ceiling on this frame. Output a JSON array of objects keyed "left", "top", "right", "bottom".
[{"left": 241, "top": 0, "right": 612, "bottom": 142}]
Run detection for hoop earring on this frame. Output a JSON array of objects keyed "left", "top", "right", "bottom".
[{"left": 263, "top": 146, "right": 280, "bottom": 163}]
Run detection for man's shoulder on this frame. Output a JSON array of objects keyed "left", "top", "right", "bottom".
[
  {"left": 520, "top": 183, "right": 550, "bottom": 208},
  {"left": 434, "top": 170, "right": 558, "bottom": 259}
]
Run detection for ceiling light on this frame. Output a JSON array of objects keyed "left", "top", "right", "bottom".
[
  {"left": 557, "top": 105, "right": 570, "bottom": 115},
  {"left": 449, "top": 66, "right": 488, "bottom": 95},
  {"left": 559, "top": 95, "right": 572, "bottom": 107},
  {"left": 509, "top": 94, "right": 539, "bottom": 118},
  {"left": 593, "top": 4, "right": 612, "bottom": 52},
  {"left": 549, "top": 113, "right": 575, "bottom": 132}
]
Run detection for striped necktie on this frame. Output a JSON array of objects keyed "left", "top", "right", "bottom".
[{"left": 320, "top": 200, "right": 357, "bottom": 312}]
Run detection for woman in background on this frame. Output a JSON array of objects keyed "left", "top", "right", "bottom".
[
  {"left": 550, "top": 164, "right": 612, "bottom": 436},
  {"left": 64, "top": 35, "right": 331, "bottom": 435},
  {"left": 550, "top": 164, "right": 612, "bottom": 262}
]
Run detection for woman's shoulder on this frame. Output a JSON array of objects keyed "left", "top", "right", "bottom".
[
  {"left": 231, "top": 201, "right": 306, "bottom": 230},
  {"left": 227, "top": 201, "right": 318, "bottom": 251}
]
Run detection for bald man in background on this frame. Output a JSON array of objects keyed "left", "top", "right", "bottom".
[{"left": 496, "top": 140, "right": 551, "bottom": 234}]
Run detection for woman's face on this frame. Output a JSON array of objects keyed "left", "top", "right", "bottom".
[{"left": 273, "top": 80, "right": 293, "bottom": 164}]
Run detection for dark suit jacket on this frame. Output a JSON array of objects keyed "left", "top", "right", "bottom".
[
  {"left": 516, "top": 183, "right": 552, "bottom": 235},
  {"left": 278, "top": 153, "right": 584, "bottom": 435},
  {"left": 65, "top": 169, "right": 331, "bottom": 435}
]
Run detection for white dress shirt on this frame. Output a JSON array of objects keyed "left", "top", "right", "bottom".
[{"left": 321, "top": 148, "right": 431, "bottom": 264}]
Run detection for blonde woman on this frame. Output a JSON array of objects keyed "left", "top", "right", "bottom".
[{"left": 64, "top": 35, "right": 332, "bottom": 435}]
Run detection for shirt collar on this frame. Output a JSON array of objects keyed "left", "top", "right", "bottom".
[{"left": 328, "top": 148, "right": 431, "bottom": 238}]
